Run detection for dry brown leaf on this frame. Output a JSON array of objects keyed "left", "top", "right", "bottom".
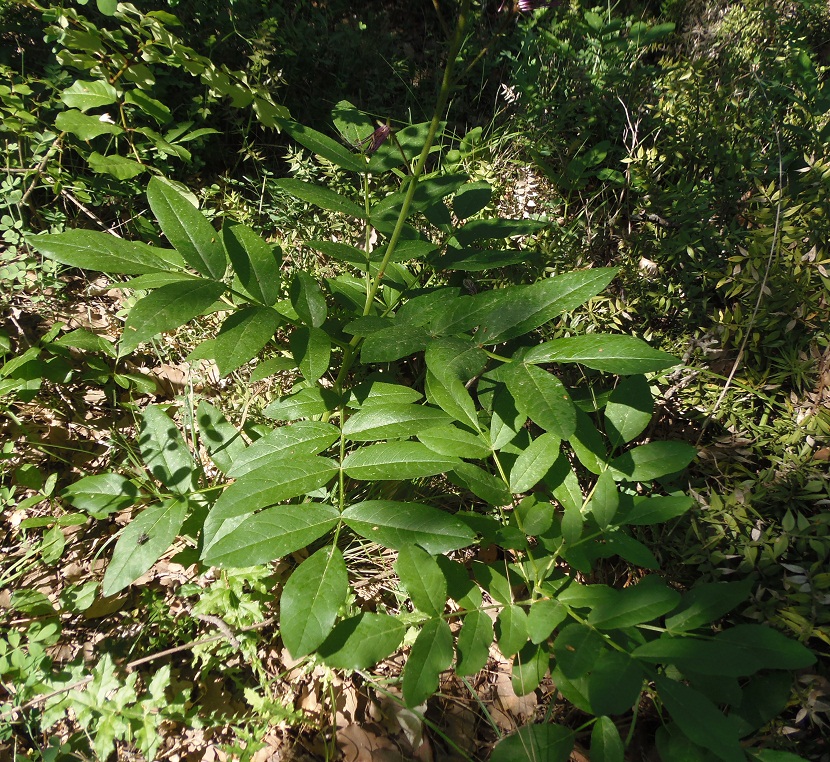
[{"left": 337, "top": 724, "right": 406, "bottom": 762}]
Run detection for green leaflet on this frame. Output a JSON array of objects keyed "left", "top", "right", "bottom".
[
  {"left": 318, "top": 613, "right": 405, "bottom": 670},
  {"left": 273, "top": 178, "right": 366, "bottom": 219},
  {"left": 30, "top": 229, "right": 181, "bottom": 274},
  {"left": 664, "top": 578, "right": 754, "bottom": 633},
  {"left": 523, "top": 334, "right": 679, "bottom": 375},
  {"left": 455, "top": 609, "right": 494, "bottom": 676},
  {"left": 195, "top": 400, "right": 248, "bottom": 475},
  {"left": 290, "top": 326, "right": 331, "bottom": 382},
  {"left": 60, "top": 473, "right": 138, "bottom": 519},
  {"left": 290, "top": 271, "right": 328, "bottom": 328},
  {"left": 342, "top": 500, "right": 475, "bottom": 554},
  {"left": 402, "top": 618, "right": 453, "bottom": 708},
  {"left": 496, "top": 604, "right": 529, "bottom": 658},
  {"left": 588, "top": 575, "right": 681, "bottom": 629},
  {"left": 554, "top": 623, "right": 606, "bottom": 678},
  {"left": 604, "top": 375, "right": 654, "bottom": 449},
  {"left": 490, "top": 724, "right": 574, "bottom": 762},
  {"left": 102, "top": 497, "right": 188, "bottom": 596},
  {"left": 396, "top": 545, "right": 447, "bottom": 617},
  {"left": 509, "top": 432, "right": 561, "bottom": 493},
  {"left": 276, "top": 119, "right": 368, "bottom": 173},
  {"left": 121, "top": 279, "right": 225, "bottom": 354},
  {"left": 342, "top": 441, "right": 459, "bottom": 480},
  {"left": 138, "top": 405, "right": 195, "bottom": 494},
  {"left": 591, "top": 717, "right": 624, "bottom": 762},
  {"left": 147, "top": 176, "right": 226, "bottom": 279},
  {"left": 502, "top": 363, "right": 577, "bottom": 439},
  {"left": 342, "top": 403, "right": 451, "bottom": 442},
  {"left": 587, "top": 651, "right": 644, "bottom": 716},
  {"left": 226, "top": 421, "right": 339, "bottom": 478},
  {"left": 281, "top": 545, "right": 348, "bottom": 658},
  {"left": 655, "top": 676, "right": 745, "bottom": 762},
  {"left": 512, "top": 641, "right": 549, "bottom": 696},
  {"left": 190, "top": 306, "right": 283, "bottom": 376},
  {"left": 201, "top": 503, "right": 339, "bottom": 567},
  {"left": 223, "top": 222, "right": 282, "bottom": 306},
  {"left": 609, "top": 440, "right": 697, "bottom": 482}
]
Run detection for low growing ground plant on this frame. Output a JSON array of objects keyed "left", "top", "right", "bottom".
[{"left": 8, "top": 2, "right": 819, "bottom": 759}]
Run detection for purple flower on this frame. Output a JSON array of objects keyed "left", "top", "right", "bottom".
[
  {"left": 360, "top": 124, "right": 391, "bottom": 155},
  {"left": 499, "top": 0, "right": 557, "bottom": 12}
]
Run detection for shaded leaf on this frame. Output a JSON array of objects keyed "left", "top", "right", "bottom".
[
  {"left": 665, "top": 579, "right": 754, "bottom": 633},
  {"left": 396, "top": 545, "right": 446, "bottom": 617},
  {"left": 512, "top": 641, "right": 549, "bottom": 696},
  {"left": 318, "top": 613, "right": 406, "bottom": 670},
  {"left": 587, "top": 651, "right": 644, "bottom": 715},
  {"left": 223, "top": 222, "right": 281, "bottom": 306},
  {"left": 554, "top": 623, "right": 606, "bottom": 678},
  {"left": 496, "top": 604, "right": 529, "bottom": 658},
  {"left": 490, "top": 724, "right": 574, "bottom": 762},
  {"left": 402, "top": 618, "right": 454, "bottom": 707},
  {"left": 138, "top": 405, "right": 194, "bottom": 494},
  {"left": 610, "top": 441, "right": 697, "bottom": 482},
  {"left": 591, "top": 716, "right": 625, "bottom": 762},
  {"left": 605, "top": 375, "right": 654, "bottom": 449},
  {"left": 273, "top": 178, "right": 366, "bottom": 219},
  {"left": 455, "top": 610, "right": 494, "bottom": 676},
  {"left": 61, "top": 473, "right": 138, "bottom": 519},
  {"left": 588, "top": 575, "right": 681, "bottom": 629}
]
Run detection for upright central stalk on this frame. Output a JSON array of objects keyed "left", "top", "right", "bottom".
[{"left": 333, "top": 0, "right": 472, "bottom": 393}]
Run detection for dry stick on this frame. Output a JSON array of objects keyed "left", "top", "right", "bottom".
[
  {"left": 695, "top": 75, "right": 784, "bottom": 447},
  {"left": 19, "top": 132, "right": 67, "bottom": 208},
  {"left": 59, "top": 188, "right": 123, "bottom": 237},
  {"left": 2, "top": 617, "right": 275, "bottom": 720}
]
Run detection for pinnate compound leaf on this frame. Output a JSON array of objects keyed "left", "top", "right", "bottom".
[
  {"left": 273, "top": 178, "right": 366, "bottom": 219},
  {"left": 30, "top": 230, "right": 179, "bottom": 274},
  {"left": 102, "top": 497, "right": 188, "bottom": 596},
  {"left": 201, "top": 503, "right": 339, "bottom": 567},
  {"left": 227, "top": 421, "right": 339, "bottom": 478},
  {"left": 342, "top": 500, "right": 475, "bottom": 554},
  {"left": 402, "top": 618, "right": 454, "bottom": 708},
  {"left": 524, "top": 335, "right": 679, "bottom": 374},
  {"left": 121, "top": 279, "right": 224, "bottom": 353},
  {"left": 609, "top": 441, "right": 697, "bottom": 482},
  {"left": 342, "top": 441, "right": 459, "bottom": 480},
  {"left": 396, "top": 545, "right": 446, "bottom": 617},
  {"left": 223, "top": 222, "right": 281, "bottom": 306},
  {"left": 554, "top": 623, "right": 606, "bottom": 678},
  {"left": 318, "top": 613, "right": 406, "bottom": 670},
  {"left": 281, "top": 545, "right": 348, "bottom": 658},
  {"left": 61, "top": 473, "right": 138, "bottom": 518},
  {"left": 290, "top": 271, "right": 328, "bottom": 328},
  {"left": 591, "top": 717, "right": 625, "bottom": 762},
  {"left": 665, "top": 579, "right": 754, "bottom": 633},
  {"left": 455, "top": 609, "right": 494, "bottom": 676},
  {"left": 342, "top": 403, "right": 451, "bottom": 442},
  {"left": 139, "top": 405, "right": 194, "bottom": 494},
  {"left": 588, "top": 575, "right": 681, "bottom": 629},
  {"left": 496, "top": 604, "right": 529, "bottom": 658},
  {"left": 190, "top": 306, "right": 282, "bottom": 376},
  {"left": 509, "top": 432, "right": 561, "bottom": 493},
  {"left": 490, "top": 724, "right": 574, "bottom": 762},
  {"left": 147, "top": 176, "right": 226, "bottom": 279},
  {"left": 604, "top": 375, "right": 654, "bottom": 449},
  {"left": 502, "top": 363, "right": 576, "bottom": 438},
  {"left": 654, "top": 676, "right": 745, "bottom": 762}
]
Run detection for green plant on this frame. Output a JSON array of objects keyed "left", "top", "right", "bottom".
[{"left": 21, "top": 6, "right": 819, "bottom": 758}]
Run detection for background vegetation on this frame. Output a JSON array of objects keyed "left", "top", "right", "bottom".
[{"left": 1, "top": 0, "right": 828, "bottom": 760}]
